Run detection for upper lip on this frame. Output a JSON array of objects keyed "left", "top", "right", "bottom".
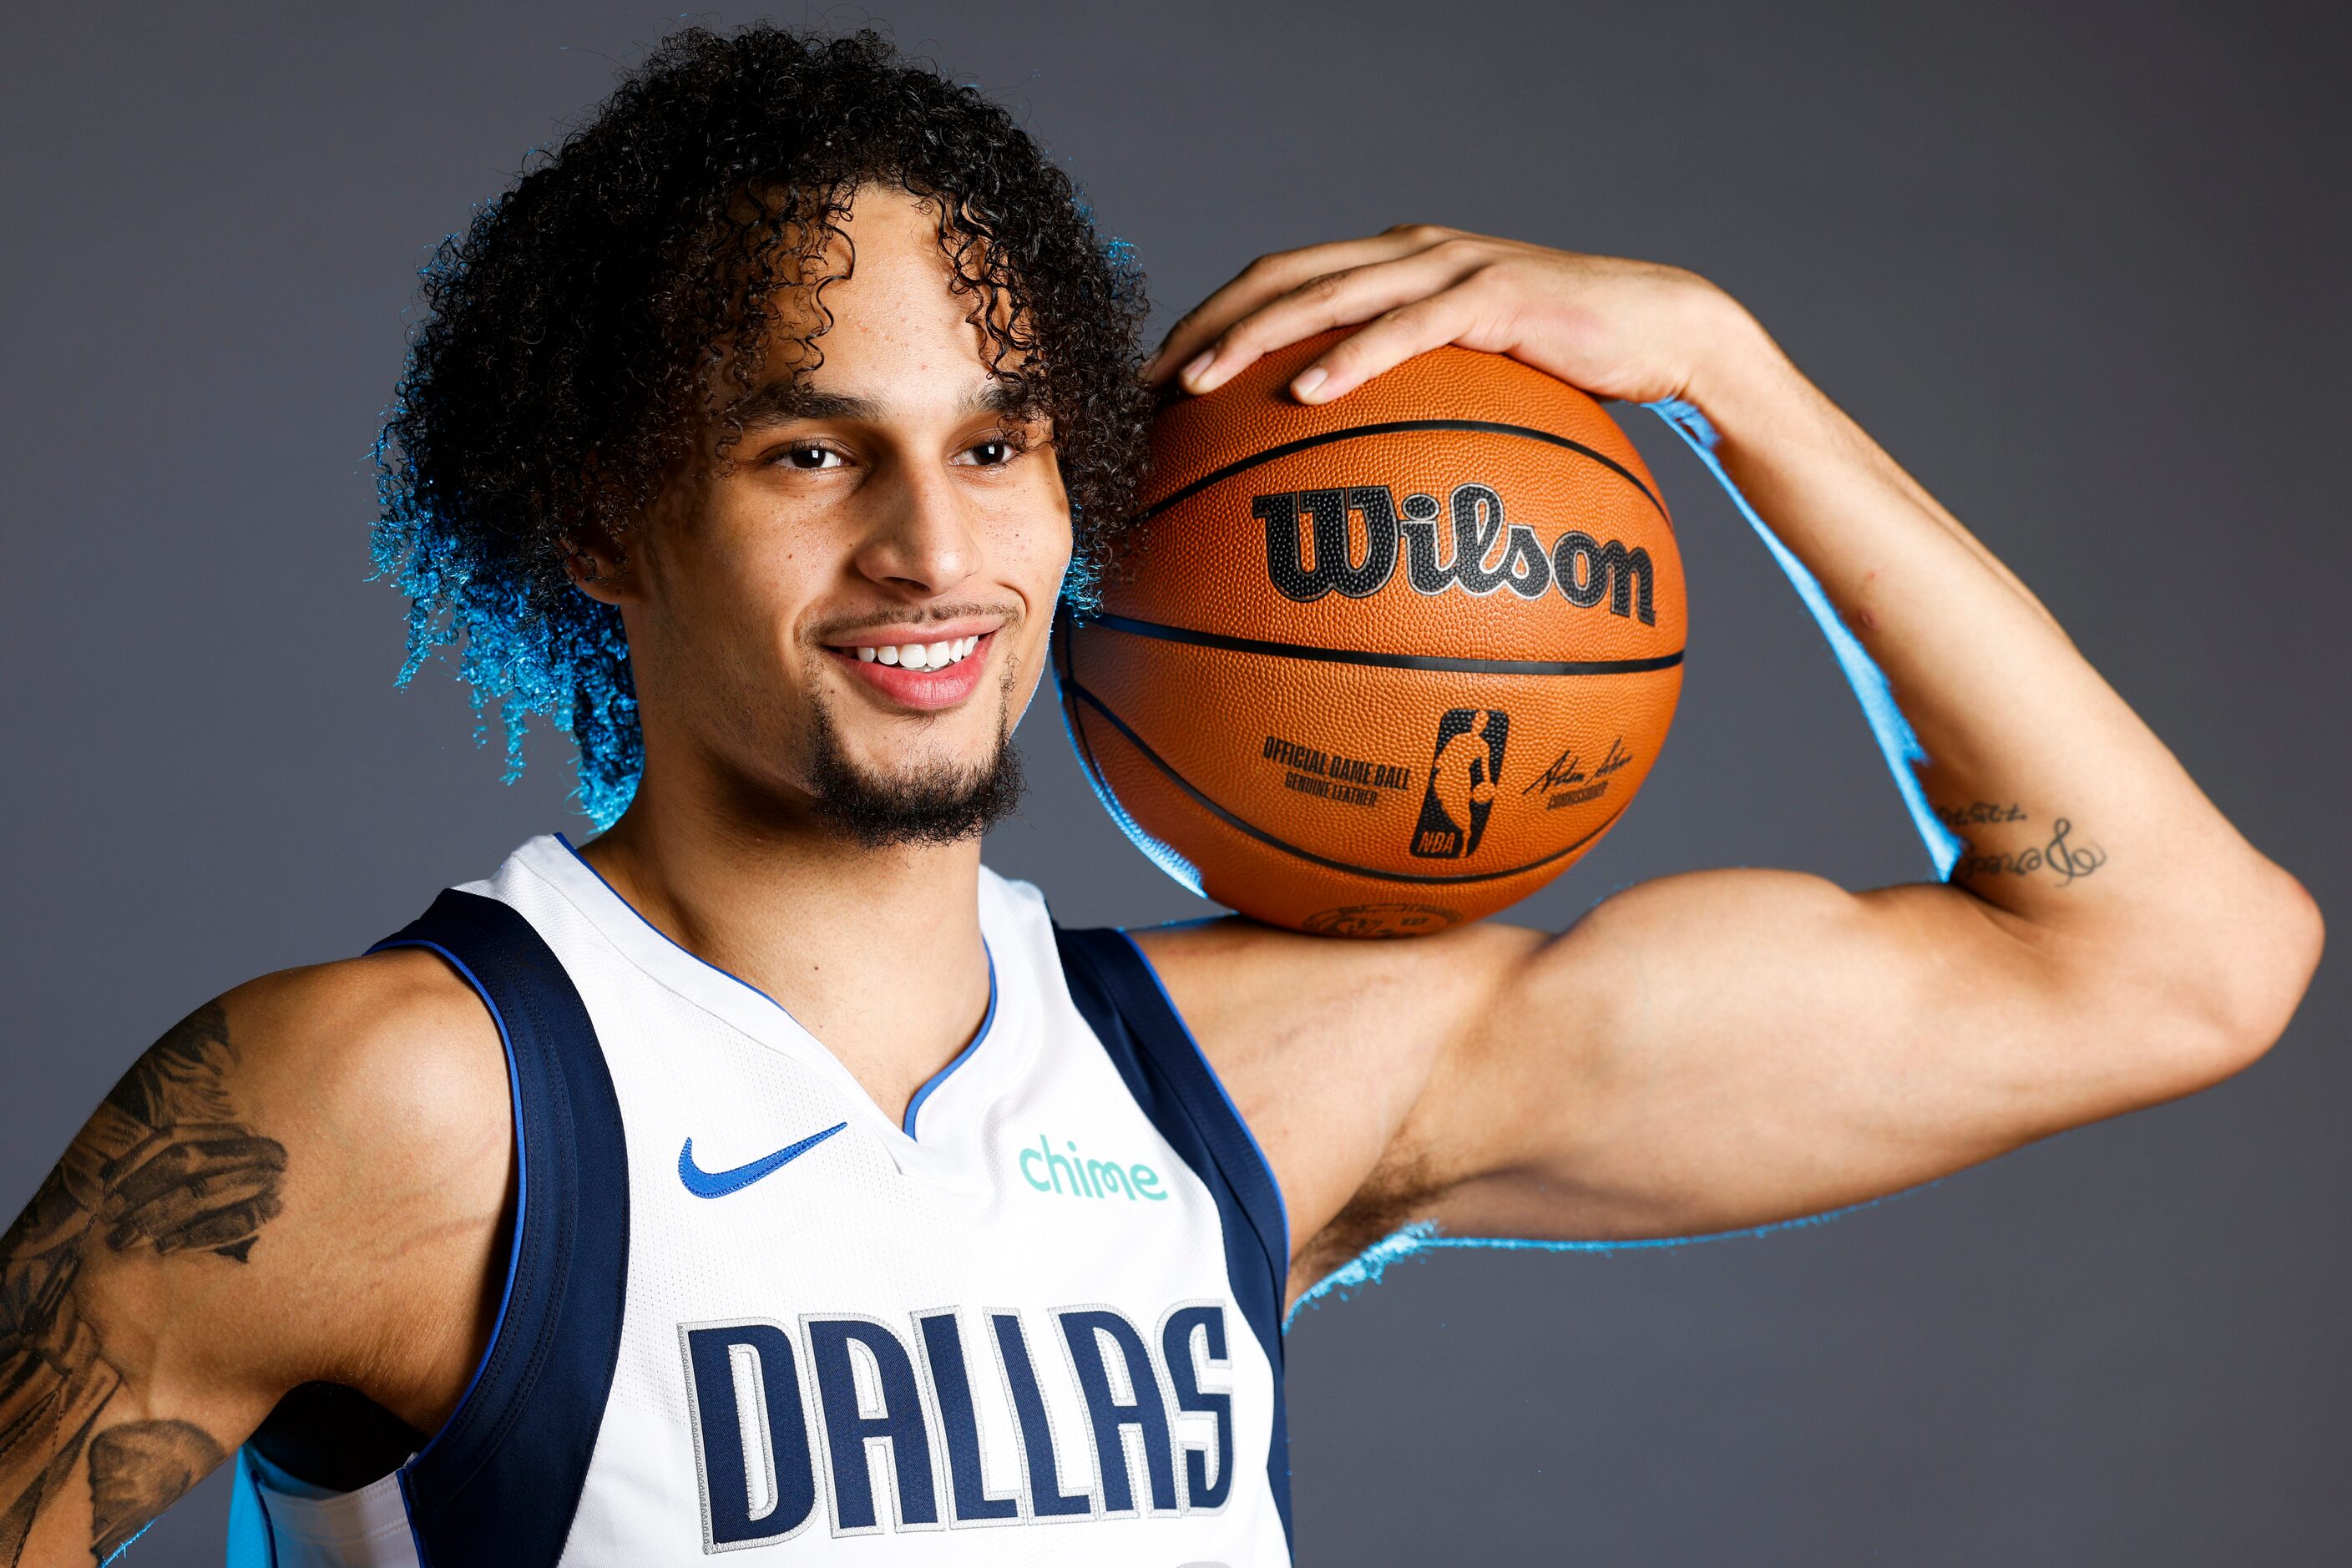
[{"left": 822, "top": 620, "right": 1003, "bottom": 651}]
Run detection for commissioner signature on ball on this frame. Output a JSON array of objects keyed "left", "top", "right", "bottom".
[{"left": 1521, "top": 736, "right": 1634, "bottom": 797}]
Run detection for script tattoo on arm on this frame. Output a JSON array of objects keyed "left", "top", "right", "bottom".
[
  {"left": 1936, "top": 801, "right": 2111, "bottom": 887},
  {"left": 0, "top": 1003, "right": 286, "bottom": 1565}
]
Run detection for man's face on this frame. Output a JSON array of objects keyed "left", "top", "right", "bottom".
[{"left": 607, "top": 186, "right": 1072, "bottom": 840}]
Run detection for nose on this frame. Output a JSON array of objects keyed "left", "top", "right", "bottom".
[{"left": 851, "top": 463, "right": 981, "bottom": 598}]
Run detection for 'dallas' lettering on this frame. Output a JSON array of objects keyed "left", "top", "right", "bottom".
[
  {"left": 1253, "top": 482, "right": 1656, "bottom": 624},
  {"left": 680, "top": 1303, "right": 1237, "bottom": 1547}
]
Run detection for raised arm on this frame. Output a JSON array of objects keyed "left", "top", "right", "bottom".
[
  {"left": 0, "top": 953, "right": 509, "bottom": 1565},
  {"left": 1139, "top": 228, "right": 2323, "bottom": 1292}
]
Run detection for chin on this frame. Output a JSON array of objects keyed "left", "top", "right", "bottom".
[
  {"left": 839, "top": 709, "right": 1004, "bottom": 774},
  {"left": 804, "top": 712, "right": 1028, "bottom": 849}
]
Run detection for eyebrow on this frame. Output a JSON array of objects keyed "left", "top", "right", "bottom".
[{"left": 730, "top": 377, "right": 1031, "bottom": 429}]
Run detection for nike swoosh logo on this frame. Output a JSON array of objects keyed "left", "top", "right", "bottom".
[{"left": 678, "top": 1121, "right": 848, "bottom": 1199}]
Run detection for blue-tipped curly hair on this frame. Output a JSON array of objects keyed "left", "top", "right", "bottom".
[{"left": 373, "top": 25, "right": 1154, "bottom": 827}]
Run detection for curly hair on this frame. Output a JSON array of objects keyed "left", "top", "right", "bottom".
[{"left": 372, "top": 24, "right": 1153, "bottom": 826}]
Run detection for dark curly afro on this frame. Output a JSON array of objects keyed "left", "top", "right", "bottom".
[{"left": 373, "top": 24, "right": 1154, "bottom": 826}]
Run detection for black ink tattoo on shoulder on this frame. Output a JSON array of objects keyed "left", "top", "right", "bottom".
[{"left": 0, "top": 1002, "right": 286, "bottom": 1565}]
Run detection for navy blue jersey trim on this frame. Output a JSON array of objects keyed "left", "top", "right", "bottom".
[
  {"left": 362, "top": 938, "right": 529, "bottom": 1454},
  {"left": 1115, "top": 932, "right": 1293, "bottom": 1254},
  {"left": 369, "top": 890, "right": 630, "bottom": 1568},
  {"left": 1051, "top": 926, "right": 1292, "bottom": 1550}
]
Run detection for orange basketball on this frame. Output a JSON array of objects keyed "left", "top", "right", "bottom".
[{"left": 1055, "top": 331, "right": 1685, "bottom": 937}]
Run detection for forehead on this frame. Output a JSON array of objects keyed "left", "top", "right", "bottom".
[{"left": 758, "top": 185, "right": 1006, "bottom": 400}]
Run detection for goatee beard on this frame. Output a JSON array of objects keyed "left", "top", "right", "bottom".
[{"left": 802, "top": 697, "right": 1025, "bottom": 848}]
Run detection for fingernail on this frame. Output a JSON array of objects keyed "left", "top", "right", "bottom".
[
  {"left": 1292, "top": 367, "right": 1328, "bottom": 402},
  {"left": 1181, "top": 351, "right": 1215, "bottom": 388}
]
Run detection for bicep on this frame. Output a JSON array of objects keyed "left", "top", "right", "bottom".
[
  {"left": 0, "top": 998, "right": 291, "bottom": 1563},
  {"left": 1411, "top": 868, "right": 2225, "bottom": 1243},
  {"left": 0, "top": 953, "right": 511, "bottom": 1564}
]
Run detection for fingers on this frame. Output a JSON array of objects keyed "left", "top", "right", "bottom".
[
  {"left": 1171, "top": 244, "right": 1492, "bottom": 400},
  {"left": 1281, "top": 285, "right": 1503, "bottom": 405},
  {"left": 1146, "top": 225, "right": 1459, "bottom": 384}
]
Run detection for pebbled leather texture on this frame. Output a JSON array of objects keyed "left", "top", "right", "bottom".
[{"left": 1065, "top": 334, "right": 1686, "bottom": 934}]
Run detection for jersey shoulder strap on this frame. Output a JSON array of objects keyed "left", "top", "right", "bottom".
[
  {"left": 1050, "top": 924, "right": 1294, "bottom": 1544},
  {"left": 371, "top": 888, "right": 632, "bottom": 1568}
]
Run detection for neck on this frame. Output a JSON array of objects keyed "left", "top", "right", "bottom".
[{"left": 577, "top": 756, "right": 993, "bottom": 1127}]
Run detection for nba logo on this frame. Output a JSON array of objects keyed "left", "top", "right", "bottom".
[{"left": 1411, "top": 708, "right": 1509, "bottom": 857}]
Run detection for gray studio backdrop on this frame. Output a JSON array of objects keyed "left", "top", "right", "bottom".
[{"left": 3, "top": 3, "right": 2344, "bottom": 1562}]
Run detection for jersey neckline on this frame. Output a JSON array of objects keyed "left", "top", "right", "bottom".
[{"left": 522, "top": 832, "right": 1010, "bottom": 1159}]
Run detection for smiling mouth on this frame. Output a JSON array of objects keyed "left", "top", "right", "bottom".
[{"left": 838, "top": 634, "right": 984, "bottom": 672}]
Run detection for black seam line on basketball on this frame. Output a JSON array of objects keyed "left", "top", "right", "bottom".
[
  {"left": 1083, "top": 613, "right": 1686, "bottom": 677},
  {"left": 1053, "top": 614, "right": 1120, "bottom": 802},
  {"left": 1134, "top": 419, "right": 1668, "bottom": 526},
  {"left": 1062, "top": 677, "right": 1631, "bottom": 888}
]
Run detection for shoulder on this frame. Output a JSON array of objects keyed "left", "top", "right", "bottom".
[
  {"left": 1130, "top": 915, "right": 1553, "bottom": 1261},
  {"left": 209, "top": 948, "right": 514, "bottom": 1393},
  {"left": 22, "top": 948, "right": 514, "bottom": 1434},
  {"left": 220, "top": 946, "right": 511, "bottom": 1176}
]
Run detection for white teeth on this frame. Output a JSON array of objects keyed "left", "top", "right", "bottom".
[{"left": 849, "top": 634, "right": 984, "bottom": 670}]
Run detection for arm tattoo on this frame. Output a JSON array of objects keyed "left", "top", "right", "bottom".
[
  {"left": 0, "top": 1003, "right": 286, "bottom": 1565},
  {"left": 1935, "top": 802, "right": 2111, "bottom": 888},
  {"left": 87, "top": 1421, "right": 222, "bottom": 1561},
  {"left": 1933, "top": 798, "right": 2027, "bottom": 830}
]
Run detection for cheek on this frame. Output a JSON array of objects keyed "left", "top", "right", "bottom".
[
  {"left": 989, "top": 491, "right": 1075, "bottom": 597},
  {"left": 685, "top": 504, "right": 824, "bottom": 634},
  {"left": 994, "top": 455, "right": 1074, "bottom": 580}
]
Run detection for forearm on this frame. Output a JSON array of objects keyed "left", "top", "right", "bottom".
[{"left": 1687, "top": 307, "right": 2314, "bottom": 1016}]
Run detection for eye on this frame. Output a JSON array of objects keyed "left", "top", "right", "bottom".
[
  {"left": 954, "top": 434, "right": 1024, "bottom": 469},
  {"left": 779, "top": 443, "right": 846, "bottom": 471}
]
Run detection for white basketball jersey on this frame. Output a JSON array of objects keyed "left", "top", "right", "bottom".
[{"left": 227, "top": 834, "right": 1293, "bottom": 1565}]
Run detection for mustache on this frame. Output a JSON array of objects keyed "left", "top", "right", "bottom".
[{"left": 804, "top": 601, "right": 1023, "bottom": 644}]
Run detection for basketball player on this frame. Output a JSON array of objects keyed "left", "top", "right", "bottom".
[{"left": 0, "top": 25, "right": 2319, "bottom": 1568}]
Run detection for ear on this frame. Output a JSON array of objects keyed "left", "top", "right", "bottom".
[{"left": 563, "top": 534, "right": 640, "bottom": 606}]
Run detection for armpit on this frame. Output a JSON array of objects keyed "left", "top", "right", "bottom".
[{"left": 1291, "top": 1143, "right": 1444, "bottom": 1300}]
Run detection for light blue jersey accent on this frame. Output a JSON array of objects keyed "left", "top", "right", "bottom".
[
  {"left": 1644, "top": 397, "right": 1965, "bottom": 879},
  {"left": 903, "top": 952, "right": 999, "bottom": 1136},
  {"left": 1287, "top": 1185, "right": 1935, "bottom": 1326}
]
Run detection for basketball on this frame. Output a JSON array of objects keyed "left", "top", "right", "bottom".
[{"left": 1055, "top": 331, "right": 1687, "bottom": 936}]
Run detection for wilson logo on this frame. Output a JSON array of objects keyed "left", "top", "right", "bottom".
[{"left": 1253, "top": 482, "right": 1656, "bottom": 624}]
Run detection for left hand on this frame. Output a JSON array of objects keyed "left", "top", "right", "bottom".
[{"left": 1146, "top": 224, "right": 1753, "bottom": 409}]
